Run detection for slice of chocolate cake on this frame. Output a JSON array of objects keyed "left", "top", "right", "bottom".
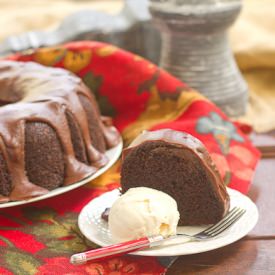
[{"left": 121, "top": 129, "right": 230, "bottom": 226}]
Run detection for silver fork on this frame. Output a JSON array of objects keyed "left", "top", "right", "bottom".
[
  {"left": 71, "top": 206, "right": 246, "bottom": 264},
  {"left": 177, "top": 206, "right": 246, "bottom": 241}
]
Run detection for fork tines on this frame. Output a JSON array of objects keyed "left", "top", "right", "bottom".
[{"left": 204, "top": 207, "right": 246, "bottom": 237}]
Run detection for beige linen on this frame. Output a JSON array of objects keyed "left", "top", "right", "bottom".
[
  {"left": 230, "top": 0, "right": 275, "bottom": 132},
  {"left": 0, "top": 0, "right": 122, "bottom": 41}
]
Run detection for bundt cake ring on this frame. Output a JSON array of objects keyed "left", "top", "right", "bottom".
[{"left": 0, "top": 60, "right": 120, "bottom": 203}]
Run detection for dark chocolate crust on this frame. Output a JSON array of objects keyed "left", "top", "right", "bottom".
[
  {"left": 121, "top": 129, "right": 230, "bottom": 226},
  {"left": 0, "top": 151, "right": 11, "bottom": 197},
  {"left": 65, "top": 110, "right": 88, "bottom": 165},
  {"left": 0, "top": 60, "right": 121, "bottom": 202},
  {"left": 79, "top": 94, "right": 106, "bottom": 153},
  {"left": 25, "top": 122, "right": 64, "bottom": 190}
]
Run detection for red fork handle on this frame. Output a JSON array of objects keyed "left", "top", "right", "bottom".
[{"left": 70, "top": 235, "right": 164, "bottom": 265}]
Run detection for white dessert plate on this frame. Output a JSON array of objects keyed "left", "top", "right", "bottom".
[
  {"left": 0, "top": 139, "right": 123, "bottom": 209},
  {"left": 78, "top": 187, "right": 258, "bottom": 256}
]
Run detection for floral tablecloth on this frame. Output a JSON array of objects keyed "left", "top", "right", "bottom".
[{"left": 0, "top": 41, "right": 260, "bottom": 274}]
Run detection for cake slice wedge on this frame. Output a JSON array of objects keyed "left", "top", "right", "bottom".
[{"left": 121, "top": 129, "right": 230, "bottom": 226}]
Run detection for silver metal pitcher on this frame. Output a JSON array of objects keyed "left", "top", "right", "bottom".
[{"left": 149, "top": 0, "right": 248, "bottom": 116}]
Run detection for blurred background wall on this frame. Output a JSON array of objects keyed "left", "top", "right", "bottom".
[{"left": 0, "top": 0, "right": 122, "bottom": 41}]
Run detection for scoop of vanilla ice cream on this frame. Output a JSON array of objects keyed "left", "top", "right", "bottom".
[{"left": 108, "top": 187, "right": 180, "bottom": 243}]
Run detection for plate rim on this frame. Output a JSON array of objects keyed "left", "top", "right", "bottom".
[
  {"left": 78, "top": 187, "right": 259, "bottom": 257},
  {"left": 0, "top": 139, "right": 123, "bottom": 209}
]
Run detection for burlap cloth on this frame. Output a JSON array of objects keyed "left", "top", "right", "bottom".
[{"left": 0, "top": 0, "right": 274, "bottom": 133}]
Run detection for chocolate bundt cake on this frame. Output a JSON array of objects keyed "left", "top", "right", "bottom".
[
  {"left": 121, "top": 129, "right": 229, "bottom": 226},
  {"left": 0, "top": 61, "right": 120, "bottom": 203}
]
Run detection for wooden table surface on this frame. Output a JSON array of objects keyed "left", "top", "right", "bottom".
[{"left": 167, "top": 134, "right": 275, "bottom": 275}]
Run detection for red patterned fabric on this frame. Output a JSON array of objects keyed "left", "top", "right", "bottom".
[{"left": 0, "top": 41, "right": 260, "bottom": 274}]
